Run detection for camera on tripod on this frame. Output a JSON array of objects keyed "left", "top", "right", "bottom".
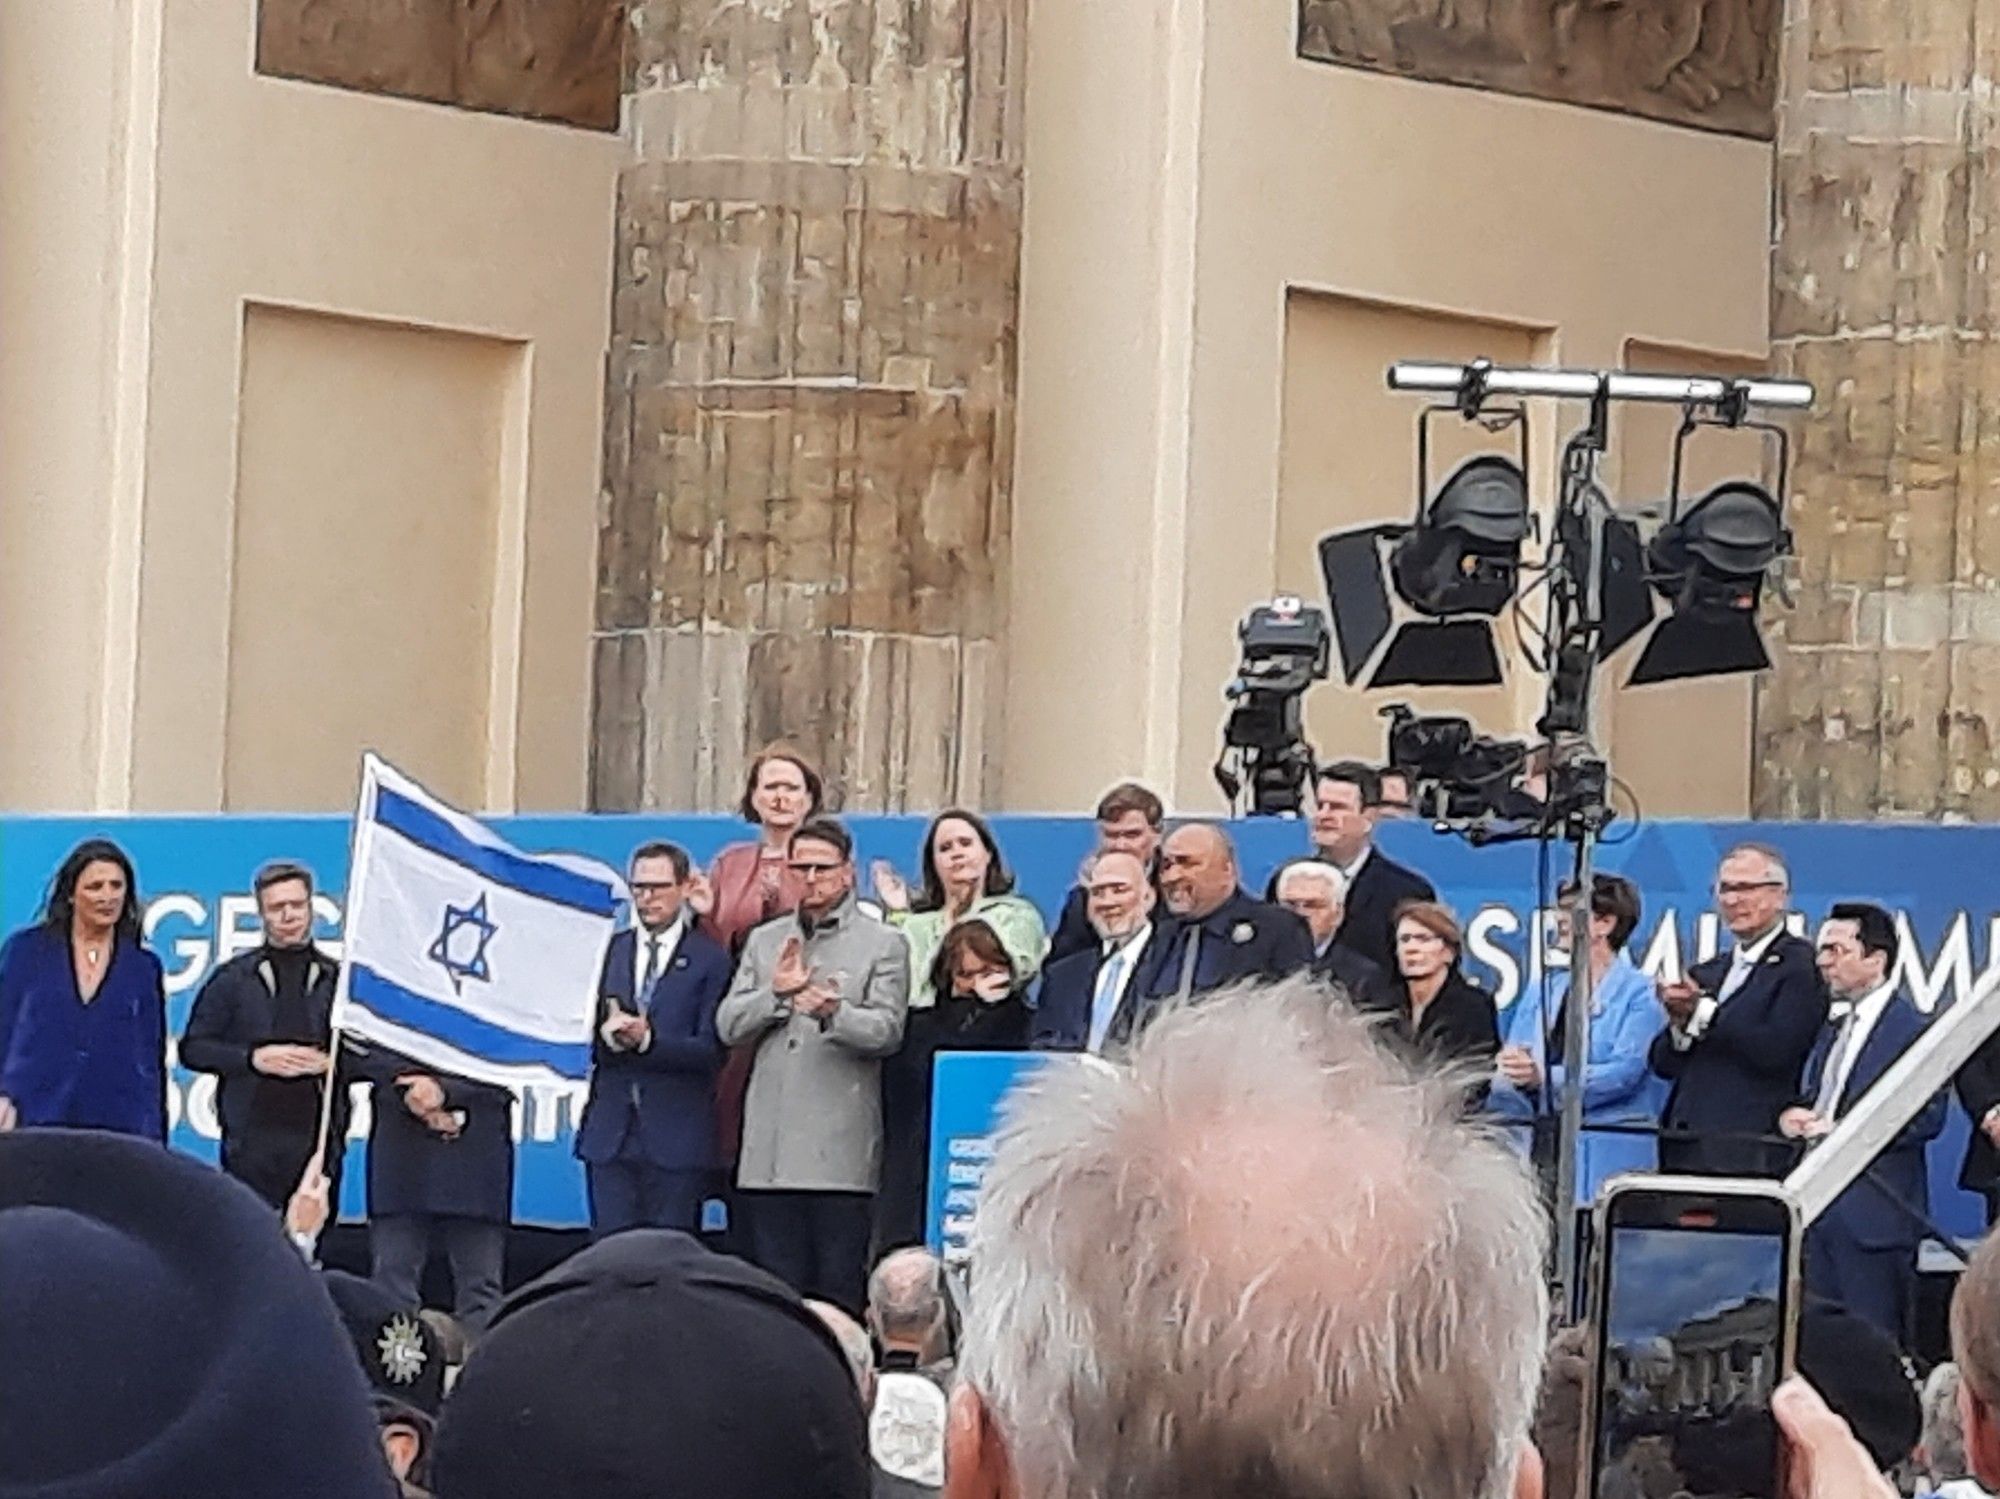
[
  {"left": 1382, "top": 704, "right": 1611, "bottom": 843},
  {"left": 1213, "top": 597, "right": 1331, "bottom": 817}
]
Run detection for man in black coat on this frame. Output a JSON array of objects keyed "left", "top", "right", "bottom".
[
  {"left": 1045, "top": 781, "right": 1166, "bottom": 966},
  {"left": 1956, "top": 1031, "right": 2000, "bottom": 1225},
  {"left": 1304, "top": 761, "right": 1435, "bottom": 974},
  {"left": 1271, "top": 858, "right": 1393, "bottom": 1009},
  {"left": 1649, "top": 843, "right": 1828, "bottom": 1178},
  {"left": 575, "top": 841, "right": 731, "bottom": 1236},
  {"left": 350, "top": 1042, "right": 516, "bottom": 1335},
  {"left": 180, "top": 861, "right": 349, "bottom": 1210},
  {"left": 1118, "top": 823, "right": 1312, "bottom": 1040}
]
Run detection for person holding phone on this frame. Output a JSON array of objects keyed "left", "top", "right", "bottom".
[
  {"left": 574, "top": 841, "right": 731, "bottom": 1237},
  {"left": 1650, "top": 843, "right": 1828, "bottom": 1177}
]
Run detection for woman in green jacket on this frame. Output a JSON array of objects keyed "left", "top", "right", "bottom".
[{"left": 871, "top": 809, "right": 1046, "bottom": 1250}]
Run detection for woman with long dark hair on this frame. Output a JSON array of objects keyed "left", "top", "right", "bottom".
[
  {"left": 872, "top": 810, "right": 1045, "bottom": 1250},
  {"left": 0, "top": 838, "right": 167, "bottom": 1140}
]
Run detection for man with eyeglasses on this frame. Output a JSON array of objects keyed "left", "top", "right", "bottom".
[
  {"left": 574, "top": 841, "right": 732, "bottom": 1237},
  {"left": 718, "top": 817, "right": 910, "bottom": 1314},
  {"left": 1649, "top": 842, "right": 1828, "bottom": 1177}
]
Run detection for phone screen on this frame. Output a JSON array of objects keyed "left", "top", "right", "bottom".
[{"left": 1592, "top": 1204, "right": 1792, "bottom": 1499}]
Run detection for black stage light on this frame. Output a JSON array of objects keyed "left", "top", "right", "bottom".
[
  {"left": 1629, "top": 480, "right": 1789, "bottom": 686},
  {"left": 1320, "top": 454, "right": 1530, "bottom": 689}
]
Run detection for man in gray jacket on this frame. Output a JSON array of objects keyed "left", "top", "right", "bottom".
[{"left": 718, "top": 816, "right": 910, "bottom": 1313}]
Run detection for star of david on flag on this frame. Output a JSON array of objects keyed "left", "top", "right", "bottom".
[{"left": 334, "top": 756, "right": 622, "bottom": 1088}]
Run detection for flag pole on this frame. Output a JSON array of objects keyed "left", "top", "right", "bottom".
[{"left": 312, "top": 753, "right": 383, "bottom": 1173}]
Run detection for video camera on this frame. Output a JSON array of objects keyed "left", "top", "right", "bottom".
[
  {"left": 1381, "top": 704, "right": 1609, "bottom": 843},
  {"left": 1214, "top": 598, "right": 1331, "bottom": 817}
]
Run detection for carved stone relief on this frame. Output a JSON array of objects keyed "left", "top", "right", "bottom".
[{"left": 1298, "top": 0, "right": 1777, "bottom": 140}]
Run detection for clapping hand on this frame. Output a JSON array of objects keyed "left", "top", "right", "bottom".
[
  {"left": 254, "top": 1044, "right": 331, "bottom": 1078},
  {"left": 0, "top": 1094, "right": 16, "bottom": 1132},
  {"left": 398, "top": 1074, "right": 446, "bottom": 1117},
  {"left": 774, "top": 935, "right": 811, "bottom": 997},
  {"left": 1657, "top": 978, "right": 1701, "bottom": 1025},
  {"left": 794, "top": 980, "right": 841, "bottom": 1019},
  {"left": 1496, "top": 1045, "right": 1541, "bottom": 1088},
  {"left": 684, "top": 870, "right": 715, "bottom": 916},
  {"left": 604, "top": 1009, "right": 650, "bottom": 1051},
  {"left": 870, "top": 860, "right": 911, "bottom": 914}
]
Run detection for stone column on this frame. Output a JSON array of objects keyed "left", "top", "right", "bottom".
[
  {"left": 1760, "top": 1, "right": 2000, "bottom": 817},
  {"left": 592, "top": 0, "right": 1025, "bottom": 812}
]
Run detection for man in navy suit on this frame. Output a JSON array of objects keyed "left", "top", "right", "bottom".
[
  {"left": 1650, "top": 842, "right": 1829, "bottom": 1178},
  {"left": 1045, "top": 782, "right": 1166, "bottom": 966},
  {"left": 1032, "top": 850, "right": 1157, "bottom": 1053},
  {"left": 574, "top": 840, "right": 731, "bottom": 1237},
  {"left": 1300, "top": 762, "right": 1434, "bottom": 975},
  {"left": 1780, "top": 902, "right": 1945, "bottom": 1346},
  {"left": 1118, "top": 823, "right": 1311, "bottom": 1040}
]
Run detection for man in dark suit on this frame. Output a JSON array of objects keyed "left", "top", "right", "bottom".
[
  {"left": 1118, "top": 823, "right": 1312, "bottom": 1039},
  {"left": 180, "top": 860, "right": 348, "bottom": 1210},
  {"left": 1272, "top": 858, "right": 1392, "bottom": 1009},
  {"left": 1780, "top": 902, "right": 1945, "bottom": 1346},
  {"left": 1045, "top": 782, "right": 1165, "bottom": 966},
  {"left": 1958, "top": 1033, "right": 2000, "bottom": 1225},
  {"left": 1306, "top": 761, "right": 1434, "bottom": 974},
  {"left": 1032, "top": 850, "right": 1157, "bottom": 1053},
  {"left": 1650, "top": 842, "right": 1828, "bottom": 1178},
  {"left": 575, "top": 840, "right": 732, "bottom": 1236}
]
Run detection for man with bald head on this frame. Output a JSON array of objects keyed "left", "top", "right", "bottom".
[
  {"left": 1119, "top": 823, "right": 1311, "bottom": 1040},
  {"left": 1032, "top": 850, "right": 1157, "bottom": 1052}
]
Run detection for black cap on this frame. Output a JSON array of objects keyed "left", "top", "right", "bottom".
[
  {"left": 323, "top": 1269, "right": 448, "bottom": 1418},
  {"left": 0, "top": 1128, "right": 396, "bottom": 1498},
  {"left": 1798, "top": 1296, "right": 1921, "bottom": 1470},
  {"left": 431, "top": 1230, "right": 868, "bottom": 1499}
]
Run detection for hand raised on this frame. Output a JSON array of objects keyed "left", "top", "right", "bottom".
[
  {"left": 870, "top": 860, "right": 910, "bottom": 914},
  {"left": 685, "top": 871, "right": 715, "bottom": 916},
  {"left": 773, "top": 934, "right": 811, "bottom": 996}
]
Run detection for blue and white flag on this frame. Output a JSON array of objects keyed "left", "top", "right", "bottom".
[{"left": 337, "top": 755, "right": 622, "bottom": 1089}]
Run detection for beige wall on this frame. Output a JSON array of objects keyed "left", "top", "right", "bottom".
[
  {"left": 1008, "top": 0, "right": 1773, "bottom": 814},
  {"left": 0, "top": 0, "right": 620, "bottom": 813}
]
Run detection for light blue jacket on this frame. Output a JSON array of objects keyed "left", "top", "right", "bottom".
[{"left": 1489, "top": 951, "right": 1668, "bottom": 1206}]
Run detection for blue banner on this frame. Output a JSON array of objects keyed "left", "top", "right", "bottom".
[{"left": 1, "top": 814, "right": 1992, "bottom": 1235}]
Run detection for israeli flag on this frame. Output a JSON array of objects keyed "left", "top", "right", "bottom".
[{"left": 336, "top": 755, "right": 622, "bottom": 1089}]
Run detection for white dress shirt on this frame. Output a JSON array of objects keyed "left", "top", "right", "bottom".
[
  {"left": 1334, "top": 845, "right": 1372, "bottom": 886},
  {"left": 1816, "top": 980, "right": 1896, "bottom": 1119},
  {"left": 1087, "top": 925, "right": 1152, "bottom": 1053},
  {"left": 608, "top": 912, "right": 688, "bottom": 1051},
  {"left": 1675, "top": 922, "right": 1786, "bottom": 1047}
]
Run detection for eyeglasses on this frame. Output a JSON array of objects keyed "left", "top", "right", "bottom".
[
  {"left": 630, "top": 881, "right": 678, "bottom": 895},
  {"left": 1715, "top": 880, "right": 1783, "bottom": 896},
  {"left": 789, "top": 861, "right": 844, "bottom": 876}
]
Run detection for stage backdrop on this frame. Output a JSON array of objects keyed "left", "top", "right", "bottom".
[{"left": 0, "top": 815, "right": 1991, "bottom": 1235}]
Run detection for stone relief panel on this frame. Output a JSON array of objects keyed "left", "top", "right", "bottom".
[
  {"left": 1298, "top": 0, "right": 1777, "bottom": 139},
  {"left": 257, "top": 0, "right": 624, "bottom": 132}
]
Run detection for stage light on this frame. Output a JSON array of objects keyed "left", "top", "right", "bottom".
[
  {"left": 1629, "top": 479, "right": 1790, "bottom": 685},
  {"left": 1321, "top": 453, "right": 1530, "bottom": 690}
]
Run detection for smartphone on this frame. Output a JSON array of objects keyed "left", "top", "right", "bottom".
[{"left": 1583, "top": 1175, "right": 1801, "bottom": 1499}]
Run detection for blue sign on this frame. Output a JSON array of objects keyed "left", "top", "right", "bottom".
[
  {"left": 1, "top": 813, "right": 1993, "bottom": 1235},
  {"left": 925, "top": 1051, "right": 1063, "bottom": 1262}
]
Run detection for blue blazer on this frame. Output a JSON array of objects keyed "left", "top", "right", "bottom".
[
  {"left": 0, "top": 925, "right": 166, "bottom": 1142},
  {"left": 1802, "top": 993, "right": 1946, "bottom": 1251},
  {"left": 1649, "top": 932, "right": 1828, "bottom": 1177},
  {"left": 1490, "top": 952, "right": 1668, "bottom": 1204},
  {"left": 574, "top": 923, "right": 731, "bottom": 1172}
]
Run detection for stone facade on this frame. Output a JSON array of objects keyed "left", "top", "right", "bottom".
[
  {"left": 593, "top": 0, "right": 1025, "bottom": 813},
  {"left": 1759, "top": 0, "right": 2000, "bottom": 818},
  {"left": 1298, "top": 0, "right": 1778, "bottom": 139},
  {"left": 255, "top": 0, "right": 624, "bottom": 130}
]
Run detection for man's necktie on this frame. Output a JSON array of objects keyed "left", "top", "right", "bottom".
[
  {"left": 1717, "top": 947, "right": 1756, "bottom": 1003},
  {"left": 1175, "top": 927, "right": 1203, "bottom": 1001},
  {"left": 1088, "top": 952, "right": 1126, "bottom": 1053},
  {"left": 644, "top": 934, "right": 663, "bottom": 998},
  {"left": 1812, "top": 1007, "right": 1858, "bottom": 1119}
]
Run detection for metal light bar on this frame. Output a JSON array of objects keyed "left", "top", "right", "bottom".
[
  {"left": 1786, "top": 966, "right": 2000, "bottom": 1230},
  {"left": 1388, "top": 360, "right": 1814, "bottom": 411}
]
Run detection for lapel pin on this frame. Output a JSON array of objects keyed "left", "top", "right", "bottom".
[{"left": 1231, "top": 922, "right": 1255, "bottom": 945}]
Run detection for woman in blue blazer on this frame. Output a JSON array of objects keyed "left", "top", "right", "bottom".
[
  {"left": 1491, "top": 873, "right": 1666, "bottom": 1206},
  {"left": 0, "top": 839, "right": 167, "bottom": 1141}
]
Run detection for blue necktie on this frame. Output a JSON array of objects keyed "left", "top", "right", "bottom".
[{"left": 1088, "top": 952, "right": 1126, "bottom": 1053}]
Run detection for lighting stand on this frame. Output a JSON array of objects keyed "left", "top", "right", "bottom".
[{"left": 1385, "top": 361, "right": 1812, "bottom": 1316}]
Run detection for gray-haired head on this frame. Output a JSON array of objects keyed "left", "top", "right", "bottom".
[
  {"left": 808, "top": 1299, "right": 876, "bottom": 1406},
  {"left": 869, "top": 1247, "right": 949, "bottom": 1356},
  {"left": 1922, "top": 1363, "right": 1971, "bottom": 1482},
  {"left": 951, "top": 977, "right": 1549, "bottom": 1499}
]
